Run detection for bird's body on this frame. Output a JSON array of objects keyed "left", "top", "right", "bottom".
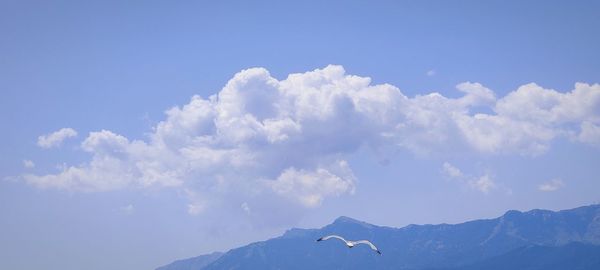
[{"left": 316, "top": 235, "right": 381, "bottom": 254}]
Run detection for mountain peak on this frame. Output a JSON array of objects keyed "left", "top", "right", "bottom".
[
  {"left": 503, "top": 209, "right": 522, "bottom": 216},
  {"left": 330, "top": 216, "right": 376, "bottom": 229},
  {"left": 333, "top": 216, "right": 363, "bottom": 224}
]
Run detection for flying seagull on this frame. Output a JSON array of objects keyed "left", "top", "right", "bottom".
[{"left": 316, "top": 235, "right": 381, "bottom": 254}]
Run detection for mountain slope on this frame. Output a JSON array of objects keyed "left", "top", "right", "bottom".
[
  {"left": 156, "top": 252, "right": 223, "bottom": 270},
  {"left": 159, "top": 204, "right": 600, "bottom": 270},
  {"left": 452, "top": 242, "right": 600, "bottom": 270}
]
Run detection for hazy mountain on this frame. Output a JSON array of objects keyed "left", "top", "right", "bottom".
[
  {"left": 156, "top": 252, "right": 223, "bottom": 270},
  {"left": 158, "top": 204, "right": 600, "bottom": 270}
]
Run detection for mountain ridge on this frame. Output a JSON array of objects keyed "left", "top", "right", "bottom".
[{"left": 157, "top": 204, "right": 600, "bottom": 270}]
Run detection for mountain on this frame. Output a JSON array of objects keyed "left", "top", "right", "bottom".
[
  {"left": 449, "top": 242, "right": 600, "bottom": 270},
  {"left": 157, "top": 204, "right": 600, "bottom": 270},
  {"left": 156, "top": 252, "right": 223, "bottom": 270}
]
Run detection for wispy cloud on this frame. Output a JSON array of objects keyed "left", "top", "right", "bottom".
[
  {"left": 23, "top": 159, "right": 35, "bottom": 169},
  {"left": 120, "top": 204, "right": 134, "bottom": 215},
  {"left": 187, "top": 202, "right": 205, "bottom": 216},
  {"left": 241, "top": 202, "right": 251, "bottom": 215},
  {"left": 442, "top": 162, "right": 463, "bottom": 178},
  {"left": 37, "top": 128, "right": 78, "bottom": 149},
  {"left": 442, "top": 162, "right": 497, "bottom": 194},
  {"left": 538, "top": 179, "right": 564, "bottom": 192},
  {"left": 426, "top": 69, "right": 436, "bottom": 76}
]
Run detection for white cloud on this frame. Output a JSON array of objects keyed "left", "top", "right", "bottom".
[
  {"left": 120, "top": 204, "right": 134, "bottom": 215},
  {"left": 22, "top": 66, "right": 599, "bottom": 215},
  {"left": 241, "top": 202, "right": 251, "bottom": 215},
  {"left": 187, "top": 203, "right": 205, "bottom": 216},
  {"left": 456, "top": 82, "right": 496, "bottom": 107},
  {"left": 185, "top": 189, "right": 208, "bottom": 216},
  {"left": 426, "top": 70, "right": 436, "bottom": 76},
  {"left": 37, "top": 128, "right": 78, "bottom": 148},
  {"left": 268, "top": 160, "right": 355, "bottom": 207},
  {"left": 442, "top": 162, "right": 463, "bottom": 178},
  {"left": 578, "top": 121, "right": 600, "bottom": 146},
  {"left": 23, "top": 160, "right": 35, "bottom": 169},
  {"left": 442, "top": 162, "right": 497, "bottom": 194},
  {"left": 538, "top": 179, "right": 564, "bottom": 192},
  {"left": 470, "top": 174, "right": 496, "bottom": 194}
]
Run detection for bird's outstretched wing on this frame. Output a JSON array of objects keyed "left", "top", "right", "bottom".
[
  {"left": 353, "top": 240, "right": 382, "bottom": 254},
  {"left": 316, "top": 235, "right": 348, "bottom": 244}
]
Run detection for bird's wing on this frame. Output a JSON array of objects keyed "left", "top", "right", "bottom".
[
  {"left": 317, "top": 235, "right": 348, "bottom": 244},
  {"left": 353, "top": 240, "right": 381, "bottom": 254}
]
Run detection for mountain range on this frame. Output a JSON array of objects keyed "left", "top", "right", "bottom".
[{"left": 157, "top": 204, "right": 600, "bottom": 270}]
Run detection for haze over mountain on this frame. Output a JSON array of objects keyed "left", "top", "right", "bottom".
[{"left": 158, "top": 204, "right": 600, "bottom": 270}]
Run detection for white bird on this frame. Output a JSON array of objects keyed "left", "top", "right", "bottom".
[{"left": 316, "top": 235, "right": 381, "bottom": 254}]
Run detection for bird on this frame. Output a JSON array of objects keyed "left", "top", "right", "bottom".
[{"left": 316, "top": 235, "right": 381, "bottom": 254}]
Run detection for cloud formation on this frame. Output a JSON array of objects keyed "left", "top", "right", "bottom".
[
  {"left": 37, "top": 128, "right": 78, "bottom": 148},
  {"left": 470, "top": 174, "right": 496, "bottom": 194},
  {"left": 23, "top": 160, "right": 35, "bottom": 169},
  {"left": 538, "top": 179, "right": 565, "bottom": 192},
  {"left": 442, "top": 162, "right": 497, "bottom": 194},
  {"left": 442, "top": 162, "right": 463, "bottom": 178},
  {"left": 120, "top": 204, "right": 134, "bottom": 215},
  {"left": 22, "top": 66, "right": 599, "bottom": 211}
]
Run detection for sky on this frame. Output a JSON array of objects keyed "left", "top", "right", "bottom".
[{"left": 1, "top": 1, "right": 600, "bottom": 270}]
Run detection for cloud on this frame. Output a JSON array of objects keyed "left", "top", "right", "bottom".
[
  {"left": 120, "top": 204, "right": 134, "bottom": 215},
  {"left": 470, "top": 174, "right": 496, "bottom": 194},
  {"left": 22, "top": 66, "right": 599, "bottom": 217},
  {"left": 187, "top": 203, "right": 205, "bottom": 216},
  {"left": 578, "top": 121, "right": 600, "bottom": 146},
  {"left": 442, "top": 162, "right": 463, "bottom": 178},
  {"left": 456, "top": 82, "right": 496, "bottom": 107},
  {"left": 426, "top": 69, "right": 436, "bottom": 76},
  {"left": 268, "top": 160, "right": 355, "bottom": 207},
  {"left": 185, "top": 189, "right": 208, "bottom": 216},
  {"left": 538, "top": 179, "right": 564, "bottom": 192},
  {"left": 241, "top": 202, "right": 251, "bottom": 215},
  {"left": 23, "top": 160, "right": 35, "bottom": 169},
  {"left": 37, "top": 128, "right": 78, "bottom": 148},
  {"left": 442, "top": 162, "right": 497, "bottom": 194}
]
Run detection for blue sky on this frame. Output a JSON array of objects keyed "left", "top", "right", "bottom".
[{"left": 1, "top": 1, "right": 600, "bottom": 270}]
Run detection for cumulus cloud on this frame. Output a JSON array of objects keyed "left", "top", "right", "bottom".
[
  {"left": 23, "top": 160, "right": 35, "bottom": 169},
  {"left": 538, "top": 179, "right": 564, "bottom": 192},
  {"left": 578, "top": 121, "right": 600, "bottom": 146},
  {"left": 22, "top": 66, "right": 599, "bottom": 214},
  {"left": 37, "top": 128, "right": 78, "bottom": 148},
  {"left": 268, "top": 161, "right": 355, "bottom": 207}
]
